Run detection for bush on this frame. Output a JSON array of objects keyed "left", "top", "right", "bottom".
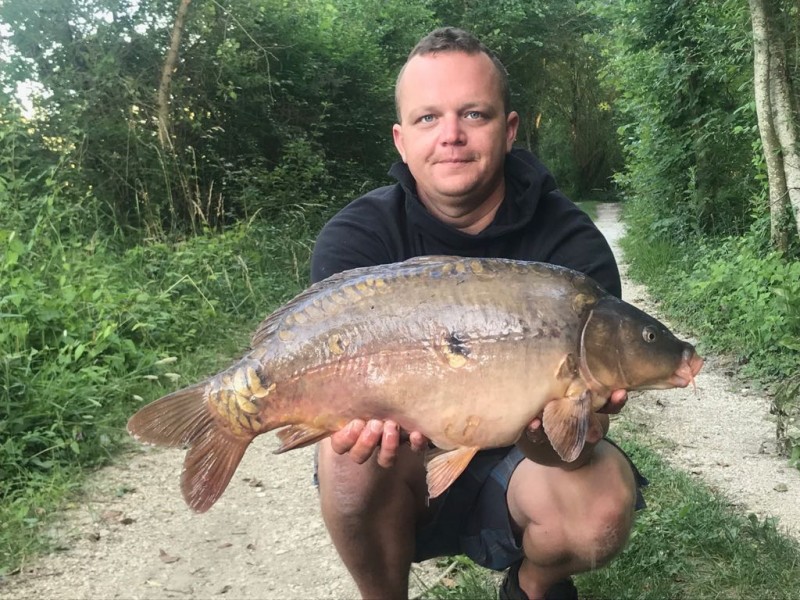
[{"left": 0, "top": 183, "right": 315, "bottom": 571}]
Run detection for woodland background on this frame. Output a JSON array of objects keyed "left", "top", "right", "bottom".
[{"left": 0, "top": 0, "right": 798, "bottom": 574}]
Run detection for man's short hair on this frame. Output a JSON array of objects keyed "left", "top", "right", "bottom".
[{"left": 395, "top": 27, "right": 511, "bottom": 121}]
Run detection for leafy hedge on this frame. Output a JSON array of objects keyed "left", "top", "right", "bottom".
[{"left": 621, "top": 209, "right": 800, "bottom": 467}]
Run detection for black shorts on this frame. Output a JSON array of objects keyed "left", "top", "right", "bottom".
[
  {"left": 313, "top": 439, "right": 647, "bottom": 572},
  {"left": 413, "top": 439, "right": 647, "bottom": 571}
]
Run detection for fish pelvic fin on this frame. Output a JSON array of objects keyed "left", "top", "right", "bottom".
[
  {"left": 425, "top": 446, "right": 479, "bottom": 499},
  {"left": 274, "top": 424, "right": 332, "bottom": 453},
  {"left": 127, "top": 382, "right": 253, "bottom": 513},
  {"left": 542, "top": 389, "right": 594, "bottom": 462}
]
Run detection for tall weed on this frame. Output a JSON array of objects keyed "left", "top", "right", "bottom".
[{"left": 0, "top": 202, "right": 314, "bottom": 572}]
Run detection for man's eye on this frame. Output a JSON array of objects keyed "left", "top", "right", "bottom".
[
  {"left": 465, "top": 111, "right": 483, "bottom": 119},
  {"left": 419, "top": 115, "right": 435, "bottom": 123}
]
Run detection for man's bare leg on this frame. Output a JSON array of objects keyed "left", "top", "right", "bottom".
[
  {"left": 317, "top": 438, "right": 430, "bottom": 599},
  {"left": 507, "top": 440, "right": 638, "bottom": 600}
]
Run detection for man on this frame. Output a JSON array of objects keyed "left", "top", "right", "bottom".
[{"left": 310, "top": 27, "right": 643, "bottom": 600}]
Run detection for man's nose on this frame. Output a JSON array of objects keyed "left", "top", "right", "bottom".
[{"left": 440, "top": 115, "right": 466, "bottom": 145}]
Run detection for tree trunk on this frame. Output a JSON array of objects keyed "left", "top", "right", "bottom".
[
  {"left": 766, "top": 24, "right": 800, "bottom": 242},
  {"left": 748, "top": 0, "right": 800, "bottom": 248},
  {"left": 750, "top": 0, "right": 790, "bottom": 250},
  {"left": 157, "top": 0, "right": 192, "bottom": 150}
]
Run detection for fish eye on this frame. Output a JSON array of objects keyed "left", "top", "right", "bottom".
[{"left": 642, "top": 326, "right": 657, "bottom": 343}]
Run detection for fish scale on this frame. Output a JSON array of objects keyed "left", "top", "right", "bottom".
[{"left": 128, "top": 256, "right": 703, "bottom": 513}]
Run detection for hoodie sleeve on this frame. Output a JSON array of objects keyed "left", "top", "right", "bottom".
[
  {"left": 310, "top": 189, "right": 403, "bottom": 284},
  {"left": 544, "top": 195, "right": 622, "bottom": 299}
]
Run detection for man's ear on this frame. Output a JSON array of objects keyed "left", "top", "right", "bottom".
[
  {"left": 392, "top": 123, "right": 407, "bottom": 163},
  {"left": 505, "top": 111, "right": 520, "bottom": 151}
]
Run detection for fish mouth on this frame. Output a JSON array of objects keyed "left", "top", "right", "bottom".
[{"left": 667, "top": 348, "right": 704, "bottom": 389}]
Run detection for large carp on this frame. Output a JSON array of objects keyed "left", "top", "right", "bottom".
[{"left": 128, "top": 256, "right": 703, "bottom": 513}]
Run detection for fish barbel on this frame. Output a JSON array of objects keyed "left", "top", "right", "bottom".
[{"left": 127, "top": 256, "right": 703, "bottom": 512}]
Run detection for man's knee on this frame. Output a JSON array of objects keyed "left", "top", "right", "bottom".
[
  {"left": 572, "top": 446, "right": 637, "bottom": 564},
  {"left": 317, "top": 440, "right": 427, "bottom": 520},
  {"left": 511, "top": 441, "right": 638, "bottom": 568},
  {"left": 578, "top": 485, "right": 635, "bottom": 565}
]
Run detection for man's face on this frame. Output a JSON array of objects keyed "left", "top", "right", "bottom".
[{"left": 393, "top": 51, "right": 519, "bottom": 221}]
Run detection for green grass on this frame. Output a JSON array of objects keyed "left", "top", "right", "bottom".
[
  {"left": 0, "top": 215, "right": 315, "bottom": 576},
  {"left": 418, "top": 426, "right": 800, "bottom": 599}
]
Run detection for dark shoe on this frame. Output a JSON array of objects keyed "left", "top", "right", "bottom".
[{"left": 499, "top": 560, "right": 578, "bottom": 600}]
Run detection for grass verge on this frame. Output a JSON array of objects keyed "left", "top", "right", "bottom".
[
  {"left": 0, "top": 217, "right": 316, "bottom": 576},
  {"left": 419, "top": 423, "right": 800, "bottom": 599}
]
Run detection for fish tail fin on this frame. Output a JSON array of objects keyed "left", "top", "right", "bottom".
[
  {"left": 127, "top": 382, "right": 211, "bottom": 447},
  {"left": 181, "top": 425, "right": 250, "bottom": 513},
  {"left": 127, "top": 382, "right": 252, "bottom": 513}
]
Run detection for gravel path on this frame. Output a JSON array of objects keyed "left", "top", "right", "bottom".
[
  {"left": 595, "top": 204, "right": 800, "bottom": 537},
  {"left": 2, "top": 203, "right": 798, "bottom": 600}
]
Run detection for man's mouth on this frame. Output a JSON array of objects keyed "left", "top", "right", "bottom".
[{"left": 435, "top": 157, "right": 474, "bottom": 165}]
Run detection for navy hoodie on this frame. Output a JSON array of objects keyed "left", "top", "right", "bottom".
[{"left": 311, "top": 148, "right": 620, "bottom": 298}]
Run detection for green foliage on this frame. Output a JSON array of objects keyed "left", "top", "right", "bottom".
[
  {"left": 584, "top": 0, "right": 800, "bottom": 460},
  {"left": 686, "top": 238, "right": 800, "bottom": 370},
  {"left": 415, "top": 555, "right": 497, "bottom": 599},
  {"left": 773, "top": 373, "right": 800, "bottom": 468},
  {"left": 0, "top": 106, "right": 313, "bottom": 569},
  {"left": 0, "top": 0, "right": 420, "bottom": 235},
  {"left": 0, "top": 213, "right": 312, "bottom": 571},
  {"left": 622, "top": 202, "right": 800, "bottom": 465},
  {"left": 588, "top": 0, "right": 757, "bottom": 240}
]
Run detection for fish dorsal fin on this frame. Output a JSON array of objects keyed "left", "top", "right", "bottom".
[
  {"left": 250, "top": 277, "right": 346, "bottom": 347},
  {"left": 397, "top": 255, "right": 460, "bottom": 267},
  {"left": 249, "top": 256, "right": 463, "bottom": 347},
  {"left": 273, "top": 424, "right": 332, "bottom": 453},
  {"left": 542, "top": 389, "right": 593, "bottom": 462},
  {"left": 425, "top": 446, "right": 479, "bottom": 498}
]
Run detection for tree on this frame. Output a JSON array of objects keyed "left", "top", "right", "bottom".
[
  {"left": 157, "top": 0, "right": 192, "bottom": 149},
  {"left": 749, "top": 0, "right": 800, "bottom": 251}
]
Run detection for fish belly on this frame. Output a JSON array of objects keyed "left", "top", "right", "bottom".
[{"left": 266, "top": 337, "right": 571, "bottom": 451}]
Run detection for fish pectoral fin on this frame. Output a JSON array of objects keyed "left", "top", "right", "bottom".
[
  {"left": 274, "top": 424, "right": 332, "bottom": 453},
  {"left": 542, "top": 390, "right": 593, "bottom": 463},
  {"left": 424, "top": 446, "right": 479, "bottom": 499}
]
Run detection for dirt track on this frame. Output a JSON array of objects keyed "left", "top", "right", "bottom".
[{"left": 2, "top": 203, "right": 798, "bottom": 600}]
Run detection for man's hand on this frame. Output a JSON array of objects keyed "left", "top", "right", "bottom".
[
  {"left": 598, "top": 389, "right": 628, "bottom": 414},
  {"left": 329, "top": 419, "right": 429, "bottom": 468},
  {"left": 517, "top": 387, "right": 627, "bottom": 469}
]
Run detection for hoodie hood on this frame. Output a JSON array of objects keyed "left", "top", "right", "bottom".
[{"left": 388, "top": 148, "right": 558, "bottom": 251}]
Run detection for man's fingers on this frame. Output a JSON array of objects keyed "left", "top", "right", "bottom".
[
  {"left": 330, "top": 419, "right": 429, "bottom": 466},
  {"left": 408, "top": 431, "right": 429, "bottom": 453},
  {"left": 610, "top": 389, "right": 628, "bottom": 404},
  {"left": 377, "top": 421, "right": 400, "bottom": 468},
  {"left": 329, "top": 419, "right": 365, "bottom": 455},
  {"left": 527, "top": 416, "right": 543, "bottom": 432},
  {"left": 345, "top": 419, "right": 384, "bottom": 464},
  {"left": 597, "top": 389, "right": 628, "bottom": 414}
]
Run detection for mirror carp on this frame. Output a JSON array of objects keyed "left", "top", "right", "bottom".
[{"left": 128, "top": 256, "right": 703, "bottom": 513}]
